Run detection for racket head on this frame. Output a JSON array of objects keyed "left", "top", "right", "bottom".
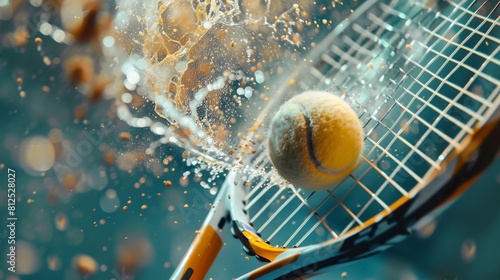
[{"left": 224, "top": 0, "right": 500, "bottom": 277}]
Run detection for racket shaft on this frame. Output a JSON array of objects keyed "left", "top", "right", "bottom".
[
  {"left": 171, "top": 181, "right": 230, "bottom": 279},
  {"left": 172, "top": 224, "right": 223, "bottom": 279}
]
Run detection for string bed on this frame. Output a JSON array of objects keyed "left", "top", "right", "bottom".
[{"left": 240, "top": 0, "right": 500, "bottom": 248}]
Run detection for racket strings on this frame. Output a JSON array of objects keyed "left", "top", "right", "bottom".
[
  {"left": 363, "top": 6, "right": 476, "bottom": 197},
  {"left": 262, "top": 187, "right": 338, "bottom": 243},
  {"left": 413, "top": 6, "right": 498, "bottom": 110},
  {"left": 241, "top": 142, "right": 367, "bottom": 241},
  {"left": 381, "top": 0, "right": 500, "bottom": 188},
  {"left": 246, "top": 2, "right": 422, "bottom": 245},
  {"left": 345, "top": 0, "right": 500, "bottom": 231},
  {"left": 241, "top": 0, "right": 500, "bottom": 248},
  {"left": 245, "top": 5, "right": 404, "bottom": 245},
  {"left": 359, "top": 0, "right": 497, "bottom": 190}
]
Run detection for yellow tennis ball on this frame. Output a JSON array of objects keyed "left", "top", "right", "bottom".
[{"left": 268, "top": 91, "right": 364, "bottom": 191}]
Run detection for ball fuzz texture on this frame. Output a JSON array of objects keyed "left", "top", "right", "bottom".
[{"left": 268, "top": 91, "right": 364, "bottom": 191}]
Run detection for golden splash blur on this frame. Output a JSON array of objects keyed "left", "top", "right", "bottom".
[{"left": 19, "top": 136, "right": 55, "bottom": 173}]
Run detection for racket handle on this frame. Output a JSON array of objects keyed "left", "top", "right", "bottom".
[{"left": 171, "top": 224, "right": 223, "bottom": 280}]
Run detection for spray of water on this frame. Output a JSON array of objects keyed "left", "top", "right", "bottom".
[{"left": 104, "top": 0, "right": 343, "bottom": 175}]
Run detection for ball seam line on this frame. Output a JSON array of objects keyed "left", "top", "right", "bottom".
[{"left": 296, "top": 103, "right": 352, "bottom": 176}]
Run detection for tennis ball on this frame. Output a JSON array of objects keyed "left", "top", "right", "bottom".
[{"left": 268, "top": 91, "right": 364, "bottom": 191}]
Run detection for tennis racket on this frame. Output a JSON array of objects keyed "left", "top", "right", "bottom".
[{"left": 171, "top": 0, "right": 500, "bottom": 279}]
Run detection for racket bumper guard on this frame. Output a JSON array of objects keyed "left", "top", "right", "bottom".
[{"left": 232, "top": 220, "right": 287, "bottom": 262}]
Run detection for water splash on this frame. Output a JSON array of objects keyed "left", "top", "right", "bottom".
[{"left": 106, "top": 0, "right": 322, "bottom": 172}]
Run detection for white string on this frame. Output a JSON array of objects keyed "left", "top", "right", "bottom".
[{"left": 243, "top": 0, "right": 500, "bottom": 248}]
